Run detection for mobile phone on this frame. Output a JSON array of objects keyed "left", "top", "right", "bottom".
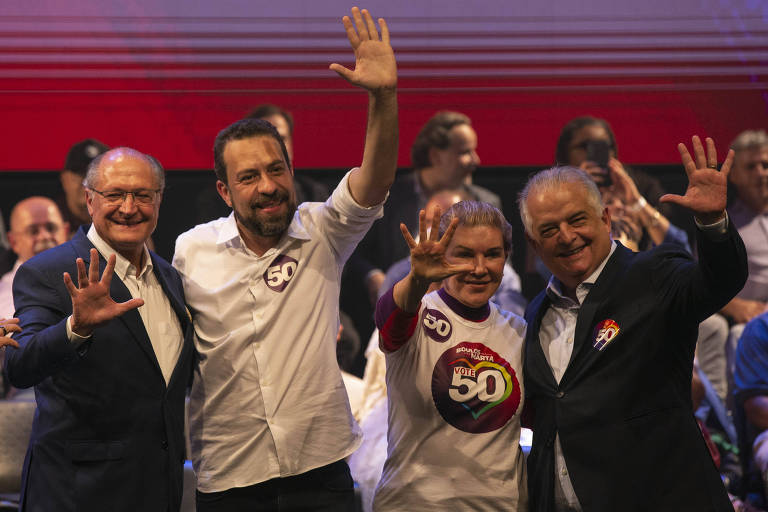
[{"left": 585, "top": 140, "right": 612, "bottom": 186}]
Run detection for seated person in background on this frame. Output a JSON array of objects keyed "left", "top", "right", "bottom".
[
  {"left": 57, "top": 138, "right": 110, "bottom": 234},
  {"left": 555, "top": 115, "right": 689, "bottom": 251},
  {"left": 0, "top": 197, "right": 70, "bottom": 319},
  {"left": 0, "top": 197, "right": 69, "bottom": 398},
  {"left": 373, "top": 201, "right": 526, "bottom": 511},
  {"left": 722, "top": 130, "right": 768, "bottom": 336},
  {"left": 734, "top": 312, "right": 768, "bottom": 504}
]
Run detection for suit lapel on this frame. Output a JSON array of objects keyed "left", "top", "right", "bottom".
[{"left": 559, "top": 244, "right": 633, "bottom": 388}]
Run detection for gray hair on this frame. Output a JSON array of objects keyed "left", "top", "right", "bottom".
[
  {"left": 518, "top": 166, "right": 603, "bottom": 235},
  {"left": 438, "top": 200, "right": 513, "bottom": 256},
  {"left": 730, "top": 130, "right": 768, "bottom": 152},
  {"left": 84, "top": 147, "right": 165, "bottom": 191}
]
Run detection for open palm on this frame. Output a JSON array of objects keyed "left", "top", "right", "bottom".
[
  {"left": 63, "top": 248, "right": 144, "bottom": 336},
  {"left": 329, "top": 7, "right": 397, "bottom": 92}
]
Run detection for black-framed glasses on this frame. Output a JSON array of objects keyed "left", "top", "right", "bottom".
[{"left": 88, "top": 188, "right": 161, "bottom": 205}]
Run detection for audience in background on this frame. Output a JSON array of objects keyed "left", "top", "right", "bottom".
[
  {"left": 723, "top": 130, "right": 768, "bottom": 343},
  {"left": 57, "top": 138, "right": 110, "bottom": 234},
  {"left": 0, "top": 197, "right": 69, "bottom": 398}
]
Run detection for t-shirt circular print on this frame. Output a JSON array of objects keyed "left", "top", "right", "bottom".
[{"left": 431, "top": 341, "right": 521, "bottom": 433}]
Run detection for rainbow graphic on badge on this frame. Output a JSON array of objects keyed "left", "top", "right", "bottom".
[
  {"left": 431, "top": 342, "right": 521, "bottom": 433},
  {"left": 592, "top": 319, "right": 620, "bottom": 351}
]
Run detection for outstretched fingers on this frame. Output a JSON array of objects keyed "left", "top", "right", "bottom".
[
  {"left": 705, "top": 137, "right": 718, "bottom": 169},
  {"left": 691, "top": 135, "right": 707, "bottom": 170},
  {"left": 438, "top": 216, "right": 460, "bottom": 247},
  {"left": 400, "top": 222, "right": 417, "bottom": 250},
  {"left": 720, "top": 149, "right": 735, "bottom": 180},
  {"left": 88, "top": 248, "right": 99, "bottom": 283},
  {"left": 100, "top": 254, "right": 116, "bottom": 288},
  {"left": 378, "top": 17, "right": 390, "bottom": 44}
]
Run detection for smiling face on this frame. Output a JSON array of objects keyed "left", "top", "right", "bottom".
[
  {"left": 525, "top": 182, "right": 612, "bottom": 295},
  {"left": 443, "top": 224, "right": 506, "bottom": 308},
  {"left": 86, "top": 149, "right": 161, "bottom": 267},
  {"left": 216, "top": 135, "right": 297, "bottom": 254}
]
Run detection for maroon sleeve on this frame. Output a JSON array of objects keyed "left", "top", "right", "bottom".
[{"left": 375, "top": 286, "right": 419, "bottom": 353}]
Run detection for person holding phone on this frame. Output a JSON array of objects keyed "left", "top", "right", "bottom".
[{"left": 555, "top": 115, "right": 689, "bottom": 251}]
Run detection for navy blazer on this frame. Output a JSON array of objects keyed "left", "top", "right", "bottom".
[
  {"left": 5, "top": 227, "right": 194, "bottom": 512},
  {"left": 524, "top": 223, "right": 747, "bottom": 512}
]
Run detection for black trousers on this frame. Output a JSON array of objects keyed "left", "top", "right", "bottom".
[{"left": 196, "top": 459, "right": 355, "bottom": 512}]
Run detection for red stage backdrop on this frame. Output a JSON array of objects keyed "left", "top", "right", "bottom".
[{"left": 0, "top": 0, "right": 766, "bottom": 171}]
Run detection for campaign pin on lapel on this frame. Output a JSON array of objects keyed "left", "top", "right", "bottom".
[{"left": 592, "top": 319, "right": 620, "bottom": 351}]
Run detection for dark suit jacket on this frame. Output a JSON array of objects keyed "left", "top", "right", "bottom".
[
  {"left": 524, "top": 223, "right": 747, "bottom": 512},
  {"left": 5, "top": 227, "right": 194, "bottom": 512}
]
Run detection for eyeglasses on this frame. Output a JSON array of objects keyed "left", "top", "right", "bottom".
[{"left": 88, "top": 188, "right": 161, "bottom": 205}]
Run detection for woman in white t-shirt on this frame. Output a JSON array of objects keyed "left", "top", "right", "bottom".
[{"left": 373, "top": 200, "right": 527, "bottom": 511}]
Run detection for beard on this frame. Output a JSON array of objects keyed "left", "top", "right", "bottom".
[{"left": 234, "top": 190, "right": 297, "bottom": 239}]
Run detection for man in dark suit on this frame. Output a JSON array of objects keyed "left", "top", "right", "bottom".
[
  {"left": 519, "top": 136, "right": 747, "bottom": 511},
  {"left": 5, "top": 147, "right": 194, "bottom": 512}
]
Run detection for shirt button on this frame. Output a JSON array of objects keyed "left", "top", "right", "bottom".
[
  {"left": 556, "top": 391, "right": 565, "bottom": 398},
  {"left": 566, "top": 338, "right": 573, "bottom": 344},
  {"left": 561, "top": 468, "right": 568, "bottom": 476}
]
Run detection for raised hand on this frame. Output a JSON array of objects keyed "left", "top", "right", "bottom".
[
  {"left": 329, "top": 7, "right": 397, "bottom": 93},
  {"left": 400, "top": 207, "right": 475, "bottom": 284},
  {"left": 0, "top": 317, "right": 21, "bottom": 349},
  {"left": 63, "top": 248, "right": 144, "bottom": 337},
  {"left": 660, "top": 136, "right": 732, "bottom": 224}
]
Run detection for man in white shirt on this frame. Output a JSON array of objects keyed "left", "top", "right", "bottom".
[
  {"left": 519, "top": 137, "right": 746, "bottom": 511},
  {"left": 173, "top": 7, "right": 397, "bottom": 512},
  {"left": 5, "top": 147, "right": 195, "bottom": 512}
]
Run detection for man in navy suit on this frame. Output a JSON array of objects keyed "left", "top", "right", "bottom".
[
  {"left": 519, "top": 136, "right": 747, "bottom": 511},
  {"left": 5, "top": 147, "right": 194, "bottom": 512}
]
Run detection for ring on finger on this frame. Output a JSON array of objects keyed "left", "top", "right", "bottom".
[{"left": 707, "top": 164, "right": 718, "bottom": 169}]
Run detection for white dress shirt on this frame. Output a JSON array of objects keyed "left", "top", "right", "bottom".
[
  {"left": 66, "top": 226, "right": 183, "bottom": 384},
  {"left": 173, "top": 170, "right": 383, "bottom": 493}
]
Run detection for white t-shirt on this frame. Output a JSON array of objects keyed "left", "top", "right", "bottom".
[
  {"left": 173, "top": 170, "right": 383, "bottom": 492},
  {"left": 374, "top": 287, "right": 528, "bottom": 511}
]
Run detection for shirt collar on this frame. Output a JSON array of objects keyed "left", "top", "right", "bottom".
[
  {"left": 87, "top": 224, "right": 152, "bottom": 280},
  {"left": 545, "top": 240, "right": 617, "bottom": 306},
  {"left": 216, "top": 210, "right": 311, "bottom": 248}
]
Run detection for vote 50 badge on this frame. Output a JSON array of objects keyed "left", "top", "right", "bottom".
[{"left": 592, "top": 319, "right": 620, "bottom": 351}]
